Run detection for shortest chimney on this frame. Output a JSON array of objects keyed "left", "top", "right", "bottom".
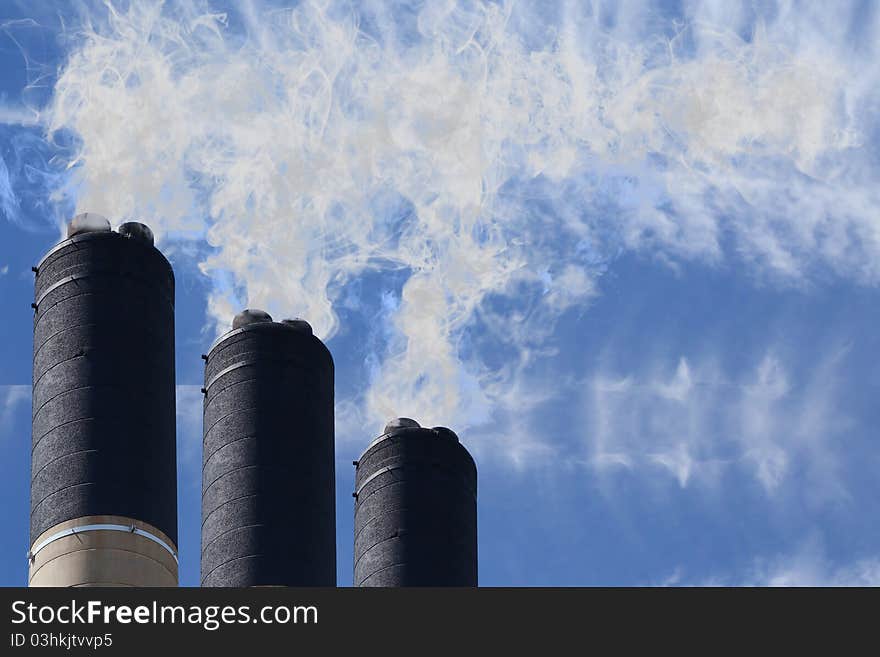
[{"left": 353, "top": 419, "right": 477, "bottom": 587}]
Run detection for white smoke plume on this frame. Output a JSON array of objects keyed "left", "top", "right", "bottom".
[{"left": 35, "top": 0, "right": 879, "bottom": 432}]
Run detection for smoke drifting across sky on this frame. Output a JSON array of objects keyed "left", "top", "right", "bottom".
[{"left": 15, "top": 0, "right": 880, "bottom": 433}]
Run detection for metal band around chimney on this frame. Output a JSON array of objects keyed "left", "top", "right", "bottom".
[
  {"left": 34, "top": 272, "right": 175, "bottom": 309},
  {"left": 203, "top": 358, "right": 286, "bottom": 391},
  {"left": 204, "top": 356, "right": 328, "bottom": 392},
  {"left": 354, "top": 464, "right": 478, "bottom": 500},
  {"left": 28, "top": 524, "right": 179, "bottom": 564}
]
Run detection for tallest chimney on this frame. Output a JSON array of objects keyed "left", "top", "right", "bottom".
[{"left": 28, "top": 214, "right": 178, "bottom": 587}]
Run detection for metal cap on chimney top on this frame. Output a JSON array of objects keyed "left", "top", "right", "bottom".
[
  {"left": 431, "top": 426, "right": 460, "bottom": 443},
  {"left": 232, "top": 308, "right": 273, "bottom": 329},
  {"left": 383, "top": 417, "right": 421, "bottom": 435},
  {"left": 281, "top": 318, "right": 313, "bottom": 335},
  {"left": 118, "top": 222, "right": 155, "bottom": 245}
]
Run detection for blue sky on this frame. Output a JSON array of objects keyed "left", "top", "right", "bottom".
[{"left": 1, "top": 0, "right": 879, "bottom": 586}]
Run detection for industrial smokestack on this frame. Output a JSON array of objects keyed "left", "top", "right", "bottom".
[
  {"left": 353, "top": 419, "right": 477, "bottom": 587},
  {"left": 29, "top": 214, "right": 178, "bottom": 587},
  {"left": 200, "top": 310, "right": 336, "bottom": 586}
]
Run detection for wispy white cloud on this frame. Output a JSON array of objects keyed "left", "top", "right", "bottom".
[
  {"left": 335, "top": 397, "right": 373, "bottom": 451},
  {"left": 0, "top": 385, "right": 30, "bottom": 440},
  {"left": 176, "top": 385, "right": 204, "bottom": 474},
  {"left": 746, "top": 557, "right": 880, "bottom": 587},
  {"left": 582, "top": 345, "right": 852, "bottom": 497},
  {"left": 469, "top": 412, "right": 562, "bottom": 473},
  {"left": 696, "top": 536, "right": 880, "bottom": 587},
  {"left": 0, "top": 264, "right": 8, "bottom": 276},
  {"left": 0, "top": 104, "right": 40, "bottom": 127}
]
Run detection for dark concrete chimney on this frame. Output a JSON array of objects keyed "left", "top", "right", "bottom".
[
  {"left": 200, "top": 310, "right": 336, "bottom": 586},
  {"left": 29, "top": 214, "right": 178, "bottom": 586},
  {"left": 353, "top": 419, "right": 477, "bottom": 586}
]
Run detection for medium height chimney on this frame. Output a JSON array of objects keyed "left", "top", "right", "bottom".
[
  {"left": 200, "top": 310, "right": 336, "bottom": 586},
  {"left": 29, "top": 214, "right": 178, "bottom": 587}
]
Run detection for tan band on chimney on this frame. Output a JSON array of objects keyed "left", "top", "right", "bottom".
[{"left": 28, "top": 515, "right": 178, "bottom": 587}]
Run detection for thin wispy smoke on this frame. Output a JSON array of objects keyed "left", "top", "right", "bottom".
[
  {"left": 0, "top": 16, "right": 73, "bottom": 230},
  {"left": 0, "top": 105, "right": 40, "bottom": 127},
  {"left": 690, "top": 535, "right": 880, "bottom": 586},
  {"left": 18, "top": 0, "right": 879, "bottom": 433},
  {"left": 583, "top": 347, "right": 851, "bottom": 497},
  {"left": 0, "top": 385, "right": 30, "bottom": 440}
]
